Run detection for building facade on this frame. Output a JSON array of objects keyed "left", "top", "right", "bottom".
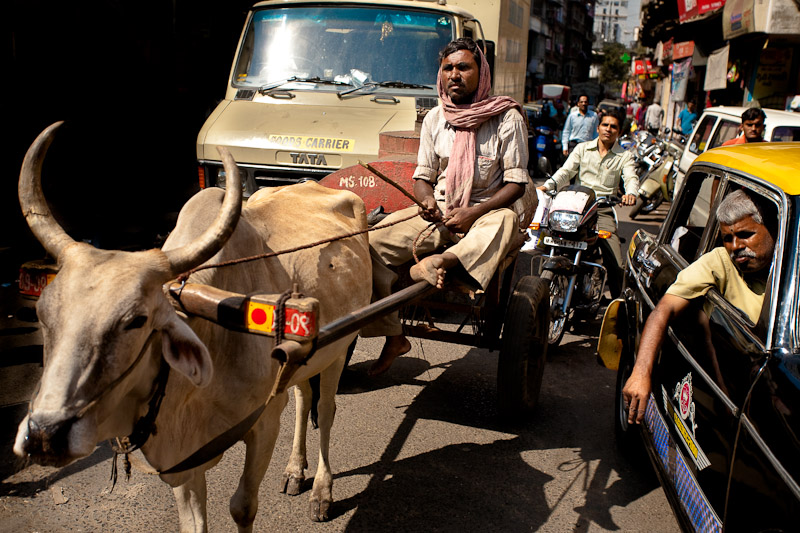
[{"left": 527, "top": 0, "right": 595, "bottom": 94}]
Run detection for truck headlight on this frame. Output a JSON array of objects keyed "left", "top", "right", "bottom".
[
  {"left": 217, "top": 169, "right": 227, "bottom": 189},
  {"left": 549, "top": 211, "right": 581, "bottom": 232}
]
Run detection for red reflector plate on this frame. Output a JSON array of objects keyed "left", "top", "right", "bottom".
[
  {"left": 246, "top": 301, "right": 316, "bottom": 338},
  {"left": 19, "top": 269, "right": 56, "bottom": 297}
]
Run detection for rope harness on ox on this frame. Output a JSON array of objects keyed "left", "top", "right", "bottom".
[
  {"left": 175, "top": 210, "right": 424, "bottom": 284},
  {"left": 101, "top": 205, "right": 443, "bottom": 483}
]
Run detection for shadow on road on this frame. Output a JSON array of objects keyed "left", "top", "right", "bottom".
[{"left": 336, "top": 335, "right": 660, "bottom": 531}]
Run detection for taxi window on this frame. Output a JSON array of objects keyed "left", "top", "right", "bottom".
[
  {"left": 770, "top": 126, "right": 800, "bottom": 142},
  {"left": 688, "top": 115, "right": 717, "bottom": 154},
  {"left": 709, "top": 119, "right": 740, "bottom": 148},
  {"left": 666, "top": 171, "right": 715, "bottom": 261},
  {"left": 705, "top": 186, "right": 779, "bottom": 338}
]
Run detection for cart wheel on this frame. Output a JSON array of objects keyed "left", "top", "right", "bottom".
[
  {"left": 497, "top": 275, "right": 549, "bottom": 415},
  {"left": 540, "top": 270, "right": 568, "bottom": 347}
]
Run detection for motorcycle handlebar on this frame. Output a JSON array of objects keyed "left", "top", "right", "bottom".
[{"left": 597, "top": 196, "right": 621, "bottom": 207}]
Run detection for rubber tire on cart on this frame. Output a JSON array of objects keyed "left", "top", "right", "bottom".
[
  {"left": 540, "top": 270, "right": 568, "bottom": 347},
  {"left": 497, "top": 275, "right": 549, "bottom": 416}
]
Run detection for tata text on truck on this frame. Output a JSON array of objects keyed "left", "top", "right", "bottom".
[{"left": 196, "top": 0, "right": 529, "bottom": 195}]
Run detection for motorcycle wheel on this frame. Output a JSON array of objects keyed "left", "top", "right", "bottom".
[
  {"left": 540, "top": 270, "right": 568, "bottom": 347},
  {"left": 641, "top": 189, "right": 664, "bottom": 214},
  {"left": 628, "top": 196, "right": 646, "bottom": 219},
  {"left": 497, "top": 275, "right": 549, "bottom": 415}
]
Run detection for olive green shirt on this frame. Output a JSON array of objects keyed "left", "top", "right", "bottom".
[
  {"left": 542, "top": 137, "right": 638, "bottom": 197},
  {"left": 666, "top": 247, "right": 767, "bottom": 322}
]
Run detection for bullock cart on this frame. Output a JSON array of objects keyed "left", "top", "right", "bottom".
[
  {"left": 170, "top": 192, "right": 549, "bottom": 418},
  {"left": 171, "top": 152, "right": 550, "bottom": 417},
  {"left": 319, "top": 156, "right": 550, "bottom": 415}
]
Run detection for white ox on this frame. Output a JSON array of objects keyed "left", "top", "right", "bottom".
[{"left": 13, "top": 122, "right": 371, "bottom": 531}]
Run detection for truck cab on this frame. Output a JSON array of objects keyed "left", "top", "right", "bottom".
[{"left": 196, "top": 0, "right": 527, "bottom": 196}]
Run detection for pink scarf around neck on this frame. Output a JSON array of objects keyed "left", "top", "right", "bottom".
[{"left": 437, "top": 46, "right": 521, "bottom": 214}]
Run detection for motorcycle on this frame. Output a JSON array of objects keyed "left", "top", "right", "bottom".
[
  {"left": 526, "top": 107, "right": 563, "bottom": 178},
  {"left": 532, "top": 159, "right": 623, "bottom": 347},
  {"left": 629, "top": 132, "right": 682, "bottom": 219}
]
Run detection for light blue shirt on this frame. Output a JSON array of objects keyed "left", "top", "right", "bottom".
[{"left": 562, "top": 110, "right": 599, "bottom": 146}]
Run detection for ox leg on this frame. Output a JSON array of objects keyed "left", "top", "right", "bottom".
[
  {"left": 282, "top": 381, "right": 312, "bottom": 495},
  {"left": 309, "top": 356, "right": 346, "bottom": 522},
  {"left": 173, "top": 471, "right": 208, "bottom": 533},
  {"left": 230, "top": 392, "right": 289, "bottom": 533}
]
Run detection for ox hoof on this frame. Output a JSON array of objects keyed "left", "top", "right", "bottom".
[
  {"left": 309, "top": 499, "right": 331, "bottom": 522},
  {"left": 281, "top": 472, "right": 305, "bottom": 496}
]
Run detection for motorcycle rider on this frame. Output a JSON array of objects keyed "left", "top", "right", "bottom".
[{"left": 537, "top": 110, "right": 637, "bottom": 296}]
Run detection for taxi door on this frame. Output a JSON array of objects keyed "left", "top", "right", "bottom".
[{"left": 628, "top": 168, "right": 739, "bottom": 531}]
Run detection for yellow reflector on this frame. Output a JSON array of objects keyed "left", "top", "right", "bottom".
[
  {"left": 598, "top": 230, "right": 612, "bottom": 239},
  {"left": 529, "top": 222, "right": 540, "bottom": 230},
  {"left": 247, "top": 301, "right": 275, "bottom": 333},
  {"left": 198, "top": 166, "right": 206, "bottom": 189}
]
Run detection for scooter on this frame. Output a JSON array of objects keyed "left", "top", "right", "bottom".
[
  {"left": 527, "top": 108, "right": 563, "bottom": 178},
  {"left": 531, "top": 159, "right": 622, "bottom": 347},
  {"left": 629, "top": 134, "right": 680, "bottom": 219}
]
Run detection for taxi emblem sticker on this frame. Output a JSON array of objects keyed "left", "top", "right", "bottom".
[{"left": 673, "top": 373, "right": 697, "bottom": 435}]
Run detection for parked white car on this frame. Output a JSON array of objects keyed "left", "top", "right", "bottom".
[{"left": 677, "top": 106, "right": 800, "bottom": 179}]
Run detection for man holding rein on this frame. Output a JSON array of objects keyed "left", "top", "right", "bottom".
[{"left": 360, "top": 37, "right": 532, "bottom": 376}]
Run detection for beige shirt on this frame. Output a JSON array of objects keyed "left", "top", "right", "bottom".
[
  {"left": 542, "top": 137, "right": 638, "bottom": 197},
  {"left": 412, "top": 105, "right": 530, "bottom": 205},
  {"left": 666, "top": 247, "right": 767, "bottom": 322}
]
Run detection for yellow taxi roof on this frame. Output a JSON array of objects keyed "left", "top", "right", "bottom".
[{"left": 694, "top": 142, "right": 800, "bottom": 195}]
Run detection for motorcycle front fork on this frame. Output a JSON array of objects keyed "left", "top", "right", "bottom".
[{"left": 545, "top": 248, "right": 608, "bottom": 318}]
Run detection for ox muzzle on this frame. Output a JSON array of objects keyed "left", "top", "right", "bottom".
[{"left": 15, "top": 411, "right": 92, "bottom": 467}]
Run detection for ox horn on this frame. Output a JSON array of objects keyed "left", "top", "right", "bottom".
[
  {"left": 164, "top": 146, "right": 242, "bottom": 275},
  {"left": 19, "top": 121, "right": 77, "bottom": 260}
]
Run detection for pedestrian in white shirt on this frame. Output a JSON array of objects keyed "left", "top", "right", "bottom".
[
  {"left": 644, "top": 101, "right": 664, "bottom": 135},
  {"left": 561, "top": 95, "right": 598, "bottom": 156}
]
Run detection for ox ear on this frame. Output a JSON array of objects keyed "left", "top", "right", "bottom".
[{"left": 160, "top": 316, "right": 214, "bottom": 388}]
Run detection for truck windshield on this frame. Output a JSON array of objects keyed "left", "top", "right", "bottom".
[{"left": 234, "top": 6, "right": 454, "bottom": 89}]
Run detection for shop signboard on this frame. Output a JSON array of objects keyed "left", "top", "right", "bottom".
[
  {"left": 754, "top": 48, "right": 793, "bottom": 99},
  {"left": 678, "top": 0, "right": 726, "bottom": 22},
  {"left": 723, "top": 0, "right": 755, "bottom": 38},
  {"left": 673, "top": 41, "right": 695, "bottom": 60}
]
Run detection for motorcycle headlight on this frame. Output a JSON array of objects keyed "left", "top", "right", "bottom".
[{"left": 549, "top": 211, "right": 581, "bottom": 232}]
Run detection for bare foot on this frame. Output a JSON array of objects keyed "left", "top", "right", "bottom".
[
  {"left": 410, "top": 256, "right": 445, "bottom": 289},
  {"left": 368, "top": 335, "right": 411, "bottom": 376}
]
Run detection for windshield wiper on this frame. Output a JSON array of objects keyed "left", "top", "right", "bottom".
[
  {"left": 259, "top": 76, "right": 352, "bottom": 94},
  {"left": 337, "top": 80, "right": 432, "bottom": 97}
]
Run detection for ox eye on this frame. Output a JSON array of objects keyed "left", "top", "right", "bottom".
[{"left": 125, "top": 315, "right": 148, "bottom": 330}]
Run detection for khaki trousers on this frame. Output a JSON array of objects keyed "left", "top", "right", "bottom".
[{"left": 360, "top": 205, "right": 519, "bottom": 337}]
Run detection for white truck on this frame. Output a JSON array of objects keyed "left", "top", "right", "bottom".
[{"left": 196, "top": 0, "right": 529, "bottom": 194}]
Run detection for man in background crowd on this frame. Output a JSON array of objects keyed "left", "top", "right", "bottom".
[
  {"left": 561, "top": 95, "right": 598, "bottom": 156},
  {"left": 677, "top": 101, "right": 697, "bottom": 136},
  {"left": 644, "top": 100, "right": 664, "bottom": 135},
  {"left": 722, "top": 107, "right": 766, "bottom": 145}
]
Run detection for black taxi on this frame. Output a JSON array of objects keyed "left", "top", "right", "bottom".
[{"left": 597, "top": 143, "right": 800, "bottom": 531}]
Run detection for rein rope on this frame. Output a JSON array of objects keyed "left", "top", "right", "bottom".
[
  {"left": 175, "top": 211, "right": 421, "bottom": 283},
  {"left": 93, "top": 209, "right": 443, "bottom": 485}
]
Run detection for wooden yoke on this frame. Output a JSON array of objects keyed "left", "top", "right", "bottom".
[{"left": 166, "top": 282, "right": 319, "bottom": 342}]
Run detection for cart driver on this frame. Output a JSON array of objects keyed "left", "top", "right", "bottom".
[
  {"left": 622, "top": 189, "right": 776, "bottom": 424},
  {"left": 536, "top": 110, "right": 638, "bottom": 296},
  {"left": 360, "top": 37, "right": 532, "bottom": 376}
]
